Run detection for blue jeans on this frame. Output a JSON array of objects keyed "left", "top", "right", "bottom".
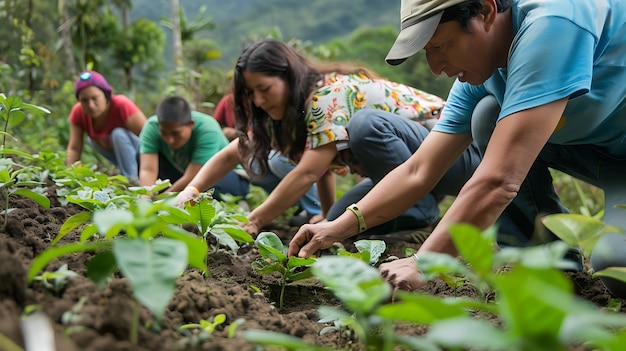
[
  {"left": 157, "top": 153, "right": 249, "bottom": 200},
  {"left": 87, "top": 128, "right": 140, "bottom": 181},
  {"left": 327, "top": 109, "right": 481, "bottom": 235},
  {"left": 250, "top": 150, "right": 322, "bottom": 216}
]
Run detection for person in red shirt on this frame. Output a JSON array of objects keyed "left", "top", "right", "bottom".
[
  {"left": 65, "top": 71, "right": 147, "bottom": 183},
  {"left": 213, "top": 93, "right": 237, "bottom": 141}
]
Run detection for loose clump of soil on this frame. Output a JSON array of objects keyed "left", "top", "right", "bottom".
[{"left": 0, "top": 194, "right": 624, "bottom": 351}]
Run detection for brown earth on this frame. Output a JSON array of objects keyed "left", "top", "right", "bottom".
[{"left": 0, "top": 193, "right": 624, "bottom": 351}]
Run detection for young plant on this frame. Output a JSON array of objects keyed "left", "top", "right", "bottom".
[
  {"left": 0, "top": 157, "right": 50, "bottom": 229},
  {"left": 178, "top": 313, "right": 226, "bottom": 335},
  {"left": 183, "top": 190, "right": 253, "bottom": 252},
  {"left": 33, "top": 264, "right": 78, "bottom": 295},
  {"left": 333, "top": 239, "right": 387, "bottom": 265},
  {"left": 28, "top": 198, "right": 209, "bottom": 344},
  {"left": 252, "top": 231, "right": 316, "bottom": 310},
  {"left": 377, "top": 224, "right": 626, "bottom": 351}
]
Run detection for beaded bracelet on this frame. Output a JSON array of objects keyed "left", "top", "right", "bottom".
[{"left": 346, "top": 203, "right": 367, "bottom": 233}]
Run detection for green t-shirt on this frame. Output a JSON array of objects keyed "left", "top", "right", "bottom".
[{"left": 140, "top": 111, "right": 228, "bottom": 173}]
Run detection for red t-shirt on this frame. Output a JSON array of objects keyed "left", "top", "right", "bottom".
[
  {"left": 68, "top": 94, "right": 141, "bottom": 143},
  {"left": 213, "top": 94, "right": 236, "bottom": 128}
]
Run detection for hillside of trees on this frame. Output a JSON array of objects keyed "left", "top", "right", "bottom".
[{"left": 0, "top": 0, "right": 453, "bottom": 158}]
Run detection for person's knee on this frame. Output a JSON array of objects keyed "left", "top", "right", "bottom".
[
  {"left": 590, "top": 232, "right": 626, "bottom": 298},
  {"left": 470, "top": 95, "right": 500, "bottom": 153}
]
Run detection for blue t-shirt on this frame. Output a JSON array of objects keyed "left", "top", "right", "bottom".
[{"left": 433, "top": 0, "right": 626, "bottom": 157}]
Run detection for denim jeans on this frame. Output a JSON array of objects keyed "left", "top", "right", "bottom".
[
  {"left": 250, "top": 150, "right": 322, "bottom": 216},
  {"left": 327, "top": 109, "right": 481, "bottom": 235},
  {"left": 87, "top": 127, "right": 140, "bottom": 181}
]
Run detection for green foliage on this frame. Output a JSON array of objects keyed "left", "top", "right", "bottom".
[
  {"left": 183, "top": 191, "right": 252, "bottom": 252},
  {"left": 333, "top": 239, "right": 386, "bottom": 265},
  {"left": 543, "top": 214, "right": 624, "bottom": 259},
  {"left": 252, "top": 231, "right": 316, "bottom": 310},
  {"left": 33, "top": 264, "right": 78, "bottom": 295}
]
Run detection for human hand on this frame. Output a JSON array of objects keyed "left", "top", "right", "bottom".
[
  {"left": 243, "top": 221, "right": 260, "bottom": 237},
  {"left": 379, "top": 256, "right": 425, "bottom": 291},
  {"left": 308, "top": 214, "right": 326, "bottom": 224},
  {"left": 175, "top": 186, "right": 198, "bottom": 208},
  {"left": 287, "top": 221, "right": 347, "bottom": 258}
]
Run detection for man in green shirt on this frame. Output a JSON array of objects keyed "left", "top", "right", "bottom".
[{"left": 139, "top": 96, "right": 249, "bottom": 198}]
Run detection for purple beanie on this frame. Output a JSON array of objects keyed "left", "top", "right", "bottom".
[{"left": 74, "top": 71, "right": 113, "bottom": 99}]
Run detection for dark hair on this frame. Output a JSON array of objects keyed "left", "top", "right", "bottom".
[
  {"left": 156, "top": 96, "right": 192, "bottom": 124},
  {"left": 232, "top": 38, "right": 376, "bottom": 176},
  {"left": 441, "top": 0, "right": 513, "bottom": 28}
]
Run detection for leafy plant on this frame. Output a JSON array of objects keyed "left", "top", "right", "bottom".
[
  {"left": 0, "top": 157, "right": 50, "bottom": 229},
  {"left": 33, "top": 264, "right": 78, "bottom": 295},
  {"left": 252, "top": 231, "right": 316, "bottom": 310},
  {"left": 183, "top": 190, "right": 253, "bottom": 252},
  {"left": 28, "top": 198, "right": 209, "bottom": 344},
  {"left": 332, "top": 239, "right": 386, "bottom": 265},
  {"left": 377, "top": 224, "right": 626, "bottom": 351},
  {"left": 178, "top": 314, "right": 226, "bottom": 335}
]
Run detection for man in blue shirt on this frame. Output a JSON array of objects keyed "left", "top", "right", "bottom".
[{"left": 289, "top": 0, "right": 626, "bottom": 298}]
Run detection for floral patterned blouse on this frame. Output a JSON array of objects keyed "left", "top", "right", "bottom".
[{"left": 305, "top": 72, "right": 445, "bottom": 152}]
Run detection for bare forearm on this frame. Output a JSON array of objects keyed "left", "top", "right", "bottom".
[
  {"left": 66, "top": 149, "right": 81, "bottom": 166},
  {"left": 248, "top": 171, "right": 318, "bottom": 227},
  {"left": 317, "top": 171, "right": 335, "bottom": 216}
]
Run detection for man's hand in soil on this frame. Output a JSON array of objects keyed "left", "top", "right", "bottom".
[
  {"left": 288, "top": 221, "right": 348, "bottom": 258},
  {"left": 379, "top": 256, "right": 425, "bottom": 291}
]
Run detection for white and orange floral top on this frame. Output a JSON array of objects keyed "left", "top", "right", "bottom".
[{"left": 302, "top": 72, "right": 445, "bottom": 171}]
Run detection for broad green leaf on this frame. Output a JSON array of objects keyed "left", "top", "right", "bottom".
[
  {"left": 594, "top": 267, "right": 626, "bottom": 283},
  {"left": 0, "top": 148, "right": 34, "bottom": 159},
  {"left": 113, "top": 238, "right": 188, "bottom": 320},
  {"left": 427, "top": 317, "right": 514, "bottom": 350},
  {"left": 543, "top": 214, "right": 623, "bottom": 257},
  {"left": 495, "top": 241, "right": 575, "bottom": 271},
  {"left": 80, "top": 223, "right": 99, "bottom": 242},
  {"left": 354, "top": 239, "right": 386, "bottom": 265},
  {"left": 93, "top": 209, "right": 133, "bottom": 237},
  {"left": 28, "top": 241, "right": 112, "bottom": 281},
  {"left": 210, "top": 228, "right": 239, "bottom": 252},
  {"left": 286, "top": 256, "right": 316, "bottom": 269},
  {"left": 494, "top": 267, "right": 572, "bottom": 341},
  {"left": 312, "top": 256, "right": 391, "bottom": 314},
  {"left": 255, "top": 232, "right": 287, "bottom": 262},
  {"left": 86, "top": 251, "right": 117, "bottom": 289},
  {"left": 53, "top": 212, "right": 92, "bottom": 245},
  {"left": 7, "top": 109, "right": 25, "bottom": 126},
  {"left": 20, "top": 102, "right": 51, "bottom": 114},
  {"left": 377, "top": 294, "right": 479, "bottom": 324},
  {"left": 12, "top": 188, "right": 50, "bottom": 209},
  {"left": 161, "top": 224, "right": 208, "bottom": 273},
  {"left": 559, "top": 307, "right": 626, "bottom": 346},
  {"left": 449, "top": 224, "right": 495, "bottom": 277},
  {"left": 213, "top": 223, "right": 253, "bottom": 243}
]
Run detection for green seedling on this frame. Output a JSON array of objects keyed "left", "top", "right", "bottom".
[
  {"left": 183, "top": 190, "right": 253, "bottom": 253},
  {"left": 378, "top": 224, "right": 626, "bottom": 351},
  {"left": 33, "top": 264, "right": 78, "bottom": 295},
  {"left": 333, "top": 239, "right": 386, "bottom": 265},
  {"left": 29, "top": 198, "right": 209, "bottom": 344},
  {"left": 178, "top": 314, "right": 226, "bottom": 335},
  {"left": 543, "top": 213, "right": 624, "bottom": 259},
  {"left": 0, "top": 157, "right": 50, "bottom": 229},
  {"left": 252, "top": 231, "right": 316, "bottom": 310}
]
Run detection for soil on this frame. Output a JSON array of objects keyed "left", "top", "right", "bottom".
[{"left": 1, "top": 193, "right": 625, "bottom": 351}]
